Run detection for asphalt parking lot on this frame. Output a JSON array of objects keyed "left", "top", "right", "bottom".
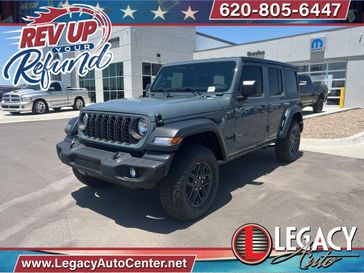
[{"left": 0, "top": 119, "right": 363, "bottom": 247}]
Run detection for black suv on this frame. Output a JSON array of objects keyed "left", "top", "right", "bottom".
[{"left": 57, "top": 57, "right": 303, "bottom": 221}]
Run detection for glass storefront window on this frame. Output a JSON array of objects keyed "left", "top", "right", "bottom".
[
  {"left": 329, "top": 71, "right": 346, "bottom": 79},
  {"left": 142, "top": 62, "right": 163, "bottom": 92},
  {"left": 143, "top": 63, "right": 151, "bottom": 75},
  {"left": 152, "top": 64, "right": 163, "bottom": 76},
  {"left": 79, "top": 70, "right": 96, "bottom": 103},
  {"left": 328, "top": 62, "right": 347, "bottom": 71},
  {"left": 310, "top": 63, "right": 327, "bottom": 72},
  {"left": 297, "top": 65, "right": 309, "bottom": 73},
  {"left": 331, "top": 80, "right": 346, "bottom": 88},
  {"left": 102, "top": 62, "right": 124, "bottom": 101}
]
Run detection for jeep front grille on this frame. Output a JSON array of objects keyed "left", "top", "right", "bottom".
[{"left": 83, "top": 113, "right": 139, "bottom": 144}]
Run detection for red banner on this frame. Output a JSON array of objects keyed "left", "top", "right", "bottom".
[
  {"left": 210, "top": 0, "right": 351, "bottom": 20},
  {"left": 14, "top": 255, "right": 196, "bottom": 272}
]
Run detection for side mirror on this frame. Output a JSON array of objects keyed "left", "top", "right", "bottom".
[
  {"left": 145, "top": 84, "right": 151, "bottom": 92},
  {"left": 299, "top": 81, "right": 307, "bottom": 86},
  {"left": 241, "top": 80, "right": 258, "bottom": 97}
]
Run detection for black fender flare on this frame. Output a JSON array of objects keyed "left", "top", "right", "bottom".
[
  {"left": 146, "top": 118, "right": 228, "bottom": 160},
  {"left": 279, "top": 106, "right": 303, "bottom": 138}
]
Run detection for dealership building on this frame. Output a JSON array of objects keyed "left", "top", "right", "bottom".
[{"left": 62, "top": 26, "right": 364, "bottom": 108}]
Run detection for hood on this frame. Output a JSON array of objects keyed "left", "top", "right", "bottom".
[
  {"left": 5, "top": 89, "right": 44, "bottom": 96},
  {"left": 84, "top": 95, "right": 230, "bottom": 121}
]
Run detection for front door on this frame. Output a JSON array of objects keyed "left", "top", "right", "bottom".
[
  {"left": 234, "top": 64, "right": 268, "bottom": 151},
  {"left": 47, "top": 82, "right": 66, "bottom": 107}
]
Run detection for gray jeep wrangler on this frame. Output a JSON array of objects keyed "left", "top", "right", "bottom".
[{"left": 57, "top": 57, "right": 303, "bottom": 221}]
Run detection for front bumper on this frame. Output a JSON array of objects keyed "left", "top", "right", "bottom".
[
  {"left": 1, "top": 101, "right": 32, "bottom": 112},
  {"left": 56, "top": 140, "right": 174, "bottom": 189}
]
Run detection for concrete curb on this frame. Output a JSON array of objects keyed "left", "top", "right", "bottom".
[
  {"left": 301, "top": 131, "right": 364, "bottom": 146},
  {"left": 303, "top": 107, "right": 354, "bottom": 120}
]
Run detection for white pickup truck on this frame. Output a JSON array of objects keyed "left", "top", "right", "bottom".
[{"left": 1, "top": 81, "right": 90, "bottom": 114}]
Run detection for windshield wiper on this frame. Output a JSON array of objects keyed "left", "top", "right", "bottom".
[
  {"left": 174, "top": 87, "right": 205, "bottom": 96},
  {"left": 150, "top": 88, "right": 173, "bottom": 98}
]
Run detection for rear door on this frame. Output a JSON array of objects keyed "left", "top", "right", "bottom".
[
  {"left": 233, "top": 63, "right": 268, "bottom": 151},
  {"left": 267, "top": 66, "right": 287, "bottom": 140}
]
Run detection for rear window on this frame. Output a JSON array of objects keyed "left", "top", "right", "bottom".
[
  {"left": 268, "top": 67, "right": 283, "bottom": 96},
  {"left": 284, "top": 70, "right": 298, "bottom": 93}
]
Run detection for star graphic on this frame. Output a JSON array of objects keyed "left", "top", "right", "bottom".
[
  {"left": 92, "top": 2, "right": 105, "bottom": 18},
  {"left": 121, "top": 5, "right": 137, "bottom": 19},
  {"left": 181, "top": 6, "right": 198, "bottom": 20},
  {"left": 95, "top": 2, "right": 104, "bottom": 11},
  {"left": 151, "top": 6, "right": 168, "bottom": 20},
  {"left": 60, "top": 0, "right": 72, "bottom": 18}
]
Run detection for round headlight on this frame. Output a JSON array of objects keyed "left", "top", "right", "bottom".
[
  {"left": 78, "top": 113, "right": 88, "bottom": 131},
  {"left": 137, "top": 118, "right": 148, "bottom": 136}
]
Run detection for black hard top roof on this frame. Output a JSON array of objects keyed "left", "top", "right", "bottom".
[{"left": 165, "top": 57, "right": 297, "bottom": 70}]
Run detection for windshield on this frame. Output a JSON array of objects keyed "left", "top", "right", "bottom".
[
  {"left": 23, "top": 84, "right": 41, "bottom": 90},
  {"left": 151, "top": 61, "right": 236, "bottom": 93}
]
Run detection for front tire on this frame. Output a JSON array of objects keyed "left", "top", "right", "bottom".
[
  {"left": 275, "top": 121, "right": 301, "bottom": 163},
  {"left": 160, "top": 144, "right": 219, "bottom": 221},
  {"left": 73, "top": 97, "right": 84, "bottom": 111},
  {"left": 32, "top": 100, "right": 48, "bottom": 114},
  {"left": 313, "top": 97, "right": 324, "bottom": 113},
  {"left": 73, "top": 168, "right": 110, "bottom": 188}
]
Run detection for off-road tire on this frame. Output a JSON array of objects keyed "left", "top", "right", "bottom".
[
  {"left": 313, "top": 97, "right": 324, "bottom": 113},
  {"left": 160, "top": 144, "right": 219, "bottom": 221},
  {"left": 32, "top": 99, "right": 48, "bottom": 114},
  {"left": 73, "top": 168, "right": 110, "bottom": 188},
  {"left": 73, "top": 97, "right": 84, "bottom": 111},
  {"left": 53, "top": 107, "right": 62, "bottom": 111},
  {"left": 275, "top": 120, "right": 301, "bottom": 163}
]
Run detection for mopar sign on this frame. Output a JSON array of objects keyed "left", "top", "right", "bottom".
[{"left": 311, "top": 38, "right": 325, "bottom": 51}]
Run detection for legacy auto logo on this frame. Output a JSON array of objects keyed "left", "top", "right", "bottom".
[
  {"left": 2, "top": 3, "right": 113, "bottom": 89},
  {"left": 232, "top": 223, "right": 272, "bottom": 265},
  {"left": 232, "top": 224, "right": 359, "bottom": 269}
]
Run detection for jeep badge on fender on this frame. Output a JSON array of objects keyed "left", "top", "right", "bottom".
[{"left": 56, "top": 57, "right": 303, "bottom": 221}]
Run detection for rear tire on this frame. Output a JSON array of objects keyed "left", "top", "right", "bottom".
[
  {"left": 160, "top": 144, "right": 219, "bottom": 221},
  {"left": 73, "top": 97, "right": 84, "bottom": 111},
  {"left": 275, "top": 121, "right": 301, "bottom": 163},
  {"left": 313, "top": 97, "right": 324, "bottom": 113},
  {"left": 73, "top": 168, "right": 110, "bottom": 188},
  {"left": 32, "top": 100, "right": 48, "bottom": 114}
]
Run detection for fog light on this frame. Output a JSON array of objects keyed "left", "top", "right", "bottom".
[{"left": 129, "top": 168, "right": 136, "bottom": 178}]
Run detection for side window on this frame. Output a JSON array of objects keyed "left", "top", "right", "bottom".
[
  {"left": 268, "top": 67, "right": 283, "bottom": 96},
  {"left": 50, "top": 82, "right": 62, "bottom": 91},
  {"left": 241, "top": 65, "right": 263, "bottom": 97},
  {"left": 284, "top": 70, "right": 298, "bottom": 93}
]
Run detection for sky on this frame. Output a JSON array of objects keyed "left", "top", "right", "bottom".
[{"left": 0, "top": 26, "right": 338, "bottom": 85}]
